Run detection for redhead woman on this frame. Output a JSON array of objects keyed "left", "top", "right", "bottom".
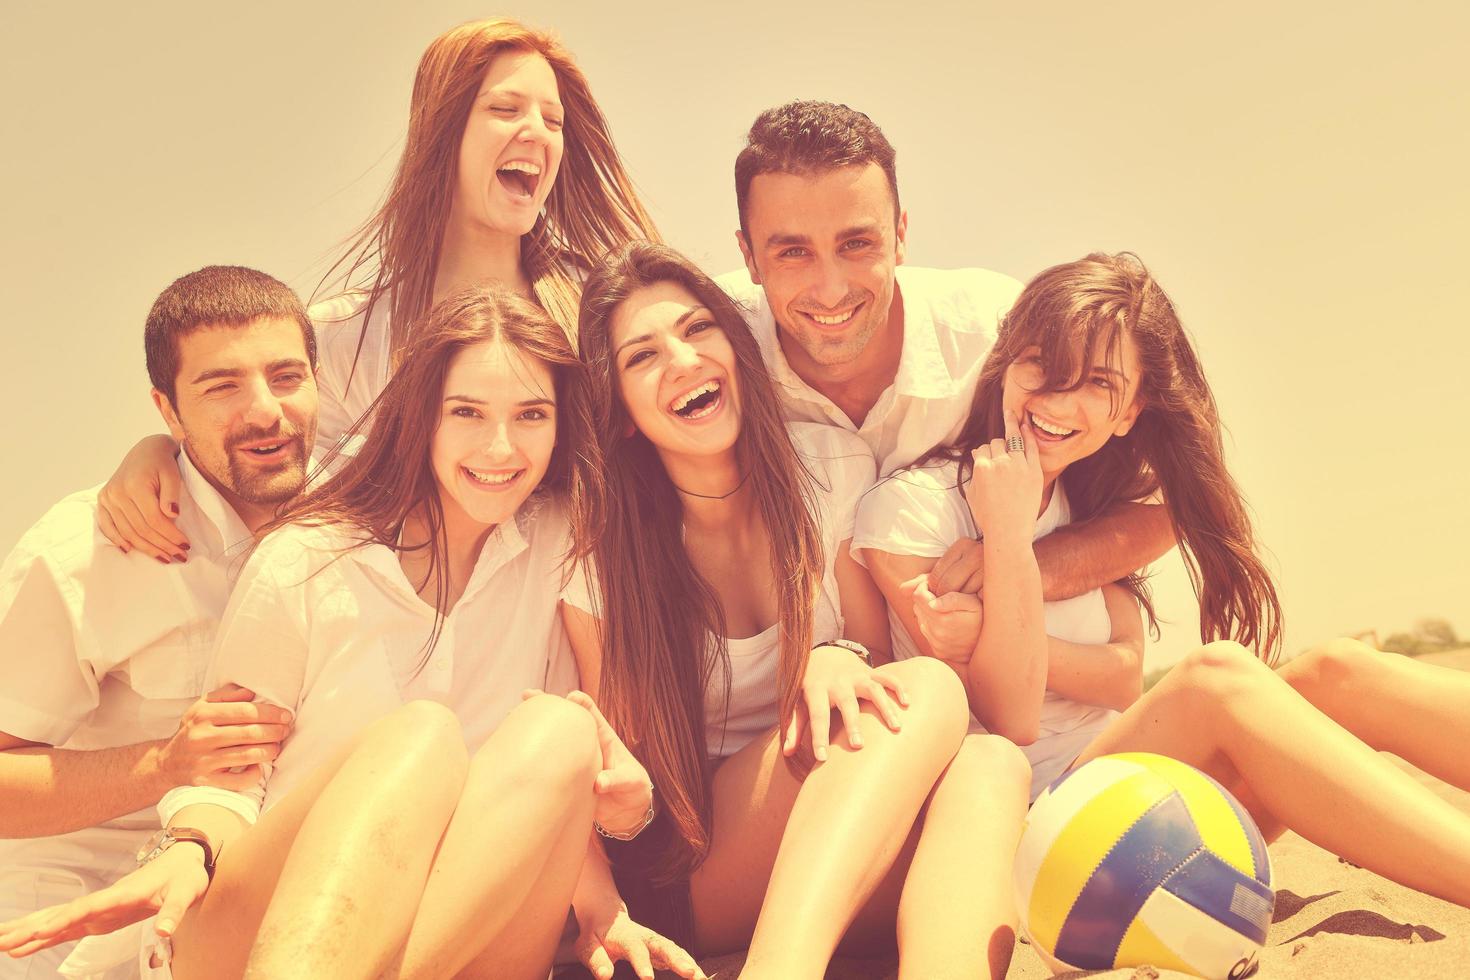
[
  {"left": 0, "top": 287, "right": 699, "bottom": 980},
  {"left": 98, "top": 16, "right": 659, "bottom": 561},
  {"left": 563, "top": 241, "right": 1033, "bottom": 980},
  {"left": 858, "top": 252, "right": 1470, "bottom": 908}
]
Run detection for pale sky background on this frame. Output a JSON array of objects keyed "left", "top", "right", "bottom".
[{"left": 1, "top": 1, "right": 1465, "bottom": 671}]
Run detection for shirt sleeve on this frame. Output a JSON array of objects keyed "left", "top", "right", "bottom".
[
  {"left": 807, "top": 426, "right": 877, "bottom": 544},
  {"left": 0, "top": 513, "right": 97, "bottom": 745},
  {"left": 850, "top": 466, "right": 969, "bottom": 563},
  {"left": 558, "top": 556, "right": 600, "bottom": 617},
  {"left": 161, "top": 529, "right": 317, "bottom": 825}
]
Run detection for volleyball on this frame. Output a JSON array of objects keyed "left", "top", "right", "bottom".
[{"left": 1013, "top": 752, "right": 1275, "bottom": 979}]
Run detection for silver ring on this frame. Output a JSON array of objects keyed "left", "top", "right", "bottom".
[{"left": 1005, "top": 435, "right": 1025, "bottom": 454}]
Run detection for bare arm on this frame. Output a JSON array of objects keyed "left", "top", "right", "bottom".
[
  {"left": 833, "top": 539, "right": 893, "bottom": 663},
  {"left": 562, "top": 601, "right": 604, "bottom": 701},
  {"left": 861, "top": 549, "right": 942, "bottom": 661},
  {"left": 928, "top": 500, "right": 1175, "bottom": 600},
  {"left": 96, "top": 434, "right": 190, "bottom": 562},
  {"left": 1043, "top": 584, "right": 1146, "bottom": 711},
  {"left": 0, "top": 688, "right": 289, "bottom": 839},
  {"left": 966, "top": 527, "right": 1047, "bottom": 745},
  {"left": 0, "top": 730, "right": 170, "bottom": 838}
]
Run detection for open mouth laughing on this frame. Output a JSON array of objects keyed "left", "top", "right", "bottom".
[
  {"left": 668, "top": 379, "right": 724, "bottom": 421},
  {"left": 496, "top": 159, "right": 542, "bottom": 200},
  {"left": 1028, "top": 411, "right": 1078, "bottom": 442},
  {"left": 462, "top": 465, "right": 524, "bottom": 490}
]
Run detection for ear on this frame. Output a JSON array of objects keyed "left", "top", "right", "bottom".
[
  {"left": 1113, "top": 395, "right": 1145, "bottom": 437},
  {"left": 894, "top": 210, "right": 909, "bottom": 267},
  {"left": 735, "top": 229, "right": 761, "bottom": 284},
  {"left": 151, "top": 389, "right": 187, "bottom": 443}
]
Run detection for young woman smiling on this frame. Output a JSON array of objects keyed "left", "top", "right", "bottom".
[
  {"left": 566, "top": 241, "right": 1034, "bottom": 980},
  {"left": 858, "top": 252, "right": 1470, "bottom": 909},
  {"left": 0, "top": 287, "right": 700, "bottom": 980},
  {"left": 99, "top": 16, "right": 659, "bottom": 560}
]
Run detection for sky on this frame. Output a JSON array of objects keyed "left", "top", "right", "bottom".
[{"left": 1, "top": 1, "right": 1465, "bottom": 670}]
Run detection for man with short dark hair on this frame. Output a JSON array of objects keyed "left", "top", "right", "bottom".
[
  {"left": 722, "top": 100, "right": 1174, "bottom": 599},
  {"left": 0, "top": 266, "right": 316, "bottom": 978}
]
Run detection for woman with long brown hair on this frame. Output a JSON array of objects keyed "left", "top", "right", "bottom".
[
  {"left": 98, "top": 15, "right": 659, "bottom": 560},
  {"left": 0, "top": 286, "right": 701, "bottom": 979},
  {"left": 564, "top": 240, "right": 1035, "bottom": 980},
  {"left": 859, "top": 251, "right": 1470, "bottom": 908}
]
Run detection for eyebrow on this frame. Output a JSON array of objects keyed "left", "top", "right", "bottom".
[
  {"left": 190, "top": 358, "right": 309, "bottom": 385},
  {"left": 443, "top": 395, "right": 556, "bottom": 408},
  {"left": 613, "top": 306, "right": 711, "bottom": 357},
  {"left": 477, "top": 87, "right": 564, "bottom": 110},
  {"left": 763, "top": 223, "right": 882, "bottom": 250}
]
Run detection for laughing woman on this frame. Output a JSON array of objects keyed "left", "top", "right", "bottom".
[
  {"left": 858, "top": 252, "right": 1470, "bottom": 908},
  {"left": 98, "top": 16, "right": 659, "bottom": 559},
  {"left": 563, "top": 241, "right": 1034, "bottom": 980},
  {"left": 0, "top": 287, "right": 698, "bottom": 980}
]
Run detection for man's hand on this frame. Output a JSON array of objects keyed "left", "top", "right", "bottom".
[
  {"left": 155, "top": 684, "right": 292, "bottom": 792},
  {"left": 903, "top": 576, "right": 984, "bottom": 664},
  {"left": 928, "top": 538, "right": 985, "bottom": 595},
  {"left": 0, "top": 842, "right": 209, "bottom": 958}
]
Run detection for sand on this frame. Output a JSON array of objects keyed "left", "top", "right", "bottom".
[{"left": 561, "top": 649, "right": 1470, "bottom": 978}]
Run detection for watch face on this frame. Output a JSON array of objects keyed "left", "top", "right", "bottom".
[{"left": 136, "top": 828, "right": 172, "bottom": 864}]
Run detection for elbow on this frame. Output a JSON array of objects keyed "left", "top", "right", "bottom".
[
  {"left": 997, "top": 716, "right": 1040, "bottom": 746},
  {"left": 1108, "top": 676, "right": 1143, "bottom": 712}
]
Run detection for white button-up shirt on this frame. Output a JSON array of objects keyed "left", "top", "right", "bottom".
[
  {"left": 0, "top": 455, "right": 253, "bottom": 978},
  {"left": 159, "top": 493, "right": 579, "bottom": 825},
  {"left": 718, "top": 266, "right": 1023, "bottom": 477},
  {"left": 309, "top": 291, "right": 392, "bottom": 458}
]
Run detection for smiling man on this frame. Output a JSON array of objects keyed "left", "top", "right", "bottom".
[
  {"left": 720, "top": 101, "right": 1174, "bottom": 600},
  {"left": 0, "top": 266, "right": 315, "bottom": 977}
]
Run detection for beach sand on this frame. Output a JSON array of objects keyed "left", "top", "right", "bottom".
[{"left": 563, "top": 649, "right": 1470, "bottom": 978}]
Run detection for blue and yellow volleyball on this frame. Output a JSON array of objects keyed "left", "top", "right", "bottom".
[{"left": 1013, "top": 752, "right": 1275, "bottom": 979}]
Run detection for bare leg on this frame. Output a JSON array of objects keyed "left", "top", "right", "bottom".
[
  {"left": 689, "top": 657, "right": 972, "bottom": 979},
  {"left": 1278, "top": 637, "right": 1470, "bottom": 787},
  {"left": 384, "top": 694, "right": 599, "bottom": 980},
  {"left": 893, "top": 734, "right": 1031, "bottom": 980},
  {"left": 171, "top": 701, "right": 470, "bottom": 980},
  {"left": 1073, "top": 641, "right": 1470, "bottom": 907}
]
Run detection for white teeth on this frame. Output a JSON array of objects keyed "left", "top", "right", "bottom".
[
  {"left": 1030, "top": 412, "right": 1075, "bottom": 437},
  {"left": 497, "top": 160, "right": 542, "bottom": 175},
  {"left": 808, "top": 309, "right": 855, "bottom": 326},
  {"left": 671, "top": 380, "right": 720, "bottom": 413},
  {"left": 464, "top": 466, "right": 519, "bottom": 486}
]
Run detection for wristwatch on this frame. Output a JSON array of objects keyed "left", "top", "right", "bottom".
[
  {"left": 136, "top": 828, "right": 217, "bottom": 881},
  {"left": 816, "top": 637, "right": 873, "bottom": 667},
  {"left": 595, "top": 793, "right": 657, "bottom": 842}
]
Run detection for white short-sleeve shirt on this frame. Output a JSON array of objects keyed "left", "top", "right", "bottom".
[
  {"left": 0, "top": 454, "right": 254, "bottom": 979},
  {"left": 158, "top": 492, "right": 579, "bottom": 825},
  {"left": 718, "top": 266, "right": 1022, "bottom": 478},
  {"left": 564, "top": 423, "right": 876, "bottom": 759},
  {"left": 851, "top": 461, "right": 1117, "bottom": 797},
  {"left": 309, "top": 291, "right": 392, "bottom": 458}
]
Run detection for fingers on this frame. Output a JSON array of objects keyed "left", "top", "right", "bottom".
[
  {"left": 648, "top": 934, "right": 707, "bottom": 980},
  {"left": 860, "top": 678, "right": 904, "bottom": 730},
  {"left": 835, "top": 690, "right": 864, "bottom": 750},
  {"left": 782, "top": 704, "right": 806, "bottom": 758},
  {"left": 623, "top": 935, "right": 656, "bottom": 980},
  {"left": 805, "top": 689, "right": 831, "bottom": 763},
  {"left": 198, "top": 764, "right": 266, "bottom": 792},
  {"left": 520, "top": 688, "right": 545, "bottom": 701},
  {"left": 567, "top": 690, "right": 622, "bottom": 769},
  {"left": 104, "top": 500, "right": 173, "bottom": 563},
  {"left": 1020, "top": 411, "right": 1042, "bottom": 471},
  {"left": 196, "top": 699, "right": 293, "bottom": 728},
  {"left": 1003, "top": 407, "right": 1022, "bottom": 446},
  {"left": 158, "top": 465, "right": 184, "bottom": 530},
  {"left": 578, "top": 939, "right": 615, "bottom": 980},
  {"left": 205, "top": 683, "right": 256, "bottom": 703},
  {"left": 206, "top": 742, "right": 282, "bottom": 771},
  {"left": 931, "top": 590, "right": 981, "bottom": 614},
  {"left": 96, "top": 504, "right": 130, "bottom": 554},
  {"left": 593, "top": 764, "right": 647, "bottom": 798},
  {"left": 121, "top": 495, "right": 189, "bottom": 563}
]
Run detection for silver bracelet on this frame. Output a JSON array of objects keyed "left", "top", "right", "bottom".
[
  {"left": 815, "top": 637, "right": 873, "bottom": 667},
  {"left": 595, "top": 794, "right": 656, "bottom": 842}
]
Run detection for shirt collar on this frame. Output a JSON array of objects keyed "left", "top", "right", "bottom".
[{"left": 177, "top": 451, "right": 255, "bottom": 560}]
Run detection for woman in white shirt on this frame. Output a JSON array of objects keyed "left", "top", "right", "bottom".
[
  {"left": 860, "top": 252, "right": 1470, "bottom": 909},
  {"left": 565, "top": 241, "right": 1034, "bottom": 979},
  {"left": 98, "top": 15, "right": 660, "bottom": 558},
  {"left": 0, "top": 287, "right": 698, "bottom": 980}
]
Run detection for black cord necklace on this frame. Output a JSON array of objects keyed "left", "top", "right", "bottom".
[{"left": 672, "top": 470, "right": 751, "bottom": 500}]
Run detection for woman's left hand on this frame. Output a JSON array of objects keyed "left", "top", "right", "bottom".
[
  {"left": 566, "top": 691, "right": 654, "bottom": 836},
  {"left": 574, "top": 898, "right": 707, "bottom": 980},
  {"left": 785, "top": 645, "right": 909, "bottom": 762}
]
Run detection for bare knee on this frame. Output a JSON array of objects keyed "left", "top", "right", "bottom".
[
  {"left": 1171, "top": 641, "right": 1271, "bottom": 701},
  {"left": 470, "top": 694, "right": 599, "bottom": 794},
  {"left": 364, "top": 700, "right": 469, "bottom": 782},
  {"left": 873, "top": 657, "right": 970, "bottom": 745},
  {"left": 1280, "top": 637, "right": 1380, "bottom": 698},
  {"left": 952, "top": 734, "right": 1031, "bottom": 799}
]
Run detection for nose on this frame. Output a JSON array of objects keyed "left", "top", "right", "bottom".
[
  {"left": 665, "top": 335, "right": 701, "bottom": 375},
  {"left": 517, "top": 110, "right": 553, "bottom": 147},
  {"left": 241, "top": 377, "right": 285, "bottom": 430},
  {"left": 484, "top": 421, "right": 515, "bottom": 462},
  {"left": 810, "top": 254, "right": 850, "bottom": 309}
]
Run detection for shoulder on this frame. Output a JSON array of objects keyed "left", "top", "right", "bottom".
[
  {"left": 3, "top": 486, "right": 109, "bottom": 587},
  {"left": 516, "top": 491, "right": 573, "bottom": 553},
  {"left": 309, "top": 290, "right": 386, "bottom": 359},
  {"left": 244, "top": 521, "right": 362, "bottom": 585},
  {"left": 789, "top": 422, "right": 875, "bottom": 484},
  {"left": 865, "top": 459, "right": 963, "bottom": 510},
  {"left": 900, "top": 266, "right": 1024, "bottom": 332}
]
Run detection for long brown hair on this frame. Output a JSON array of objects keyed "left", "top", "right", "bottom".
[
  {"left": 267, "top": 283, "right": 599, "bottom": 667},
  {"left": 921, "top": 252, "right": 1283, "bottom": 662},
  {"left": 577, "top": 241, "right": 824, "bottom": 892},
  {"left": 318, "top": 17, "right": 659, "bottom": 385}
]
